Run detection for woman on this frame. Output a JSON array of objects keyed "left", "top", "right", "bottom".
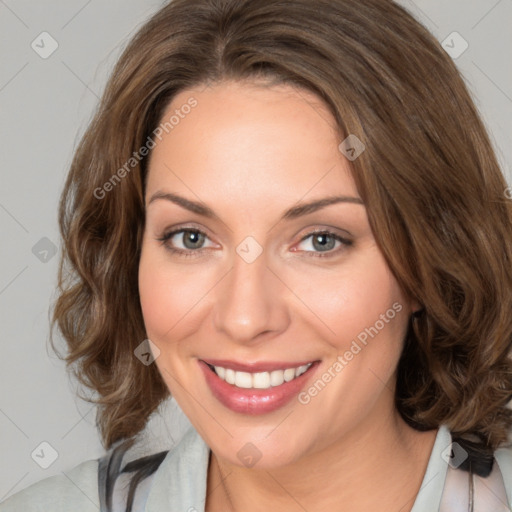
[{"left": 1, "top": 0, "right": 511, "bottom": 511}]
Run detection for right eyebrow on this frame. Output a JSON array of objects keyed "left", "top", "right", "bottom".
[{"left": 147, "top": 191, "right": 218, "bottom": 219}]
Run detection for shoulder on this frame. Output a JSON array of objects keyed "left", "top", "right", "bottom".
[
  {"left": 103, "top": 426, "right": 209, "bottom": 512},
  {"left": 0, "top": 459, "right": 99, "bottom": 512},
  {"left": 495, "top": 438, "right": 512, "bottom": 506}
]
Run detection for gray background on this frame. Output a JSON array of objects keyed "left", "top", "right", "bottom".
[{"left": 1, "top": 0, "right": 511, "bottom": 501}]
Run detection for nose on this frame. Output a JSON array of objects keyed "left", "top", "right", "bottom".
[{"left": 212, "top": 248, "right": 290, "bottom": 345}]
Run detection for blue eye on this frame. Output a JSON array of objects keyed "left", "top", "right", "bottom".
[
  {"left": 157, "top": 228, "right": 214, "bottom": 257},
  {"left": 157, "top": 228, "right": 352, "bottom": 259},
  {"left": 295, "top": 231, "right": 352, "bottom": 257}
]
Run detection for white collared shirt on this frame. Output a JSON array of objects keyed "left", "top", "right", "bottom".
[{"left": 1, "top": 424, "right": 511, "bottom": 511}]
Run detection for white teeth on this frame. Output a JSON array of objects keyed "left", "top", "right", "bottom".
[
  {"left": 225, "top": 368, "right": 236, "bottom": 385},
  {"left": 213, "top": 363, "right": 312, "bottom": 389},
  {"left": 235, "top": 371, "right": 252, "bottom": 389},
  {"left": 253, "top": 371, "right": 271, "bottom": 389},
  {"left": 283, "top": 368, "right": 296, "bottom": 382},
  {"left": 296, "top": 364, "right": 309, "bottom": 377},
  {"left": 269, "top": 370, "right": 284, "bottom": 386}
]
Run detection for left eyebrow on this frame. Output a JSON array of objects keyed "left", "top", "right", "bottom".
[{"left": 282, "top": 195, "right": 364, "bottom": 220}]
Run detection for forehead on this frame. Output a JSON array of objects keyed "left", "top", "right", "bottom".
[{"left": 146, "top": 80, "right": 359, "bottom": 206}]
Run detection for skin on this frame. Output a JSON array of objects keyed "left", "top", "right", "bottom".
[{"left": 138, "top": 80, "right": 438, "bottom": 512}]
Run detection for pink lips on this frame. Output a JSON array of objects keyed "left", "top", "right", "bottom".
[
  {"left": 198, "top": 359, "right": 319, "bottom": 415},
  {"left": 202, "top": 358, "right": 317, "bottom": 372}
]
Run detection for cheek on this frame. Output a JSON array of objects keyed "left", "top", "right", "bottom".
[
  {"left": 291, "top": 249, "right": 408, "bottom": 353},
  {"left": 138, "top": 253, "right": 170, "bottom": 337},
  {"left": 298, "top": 256, "right": 409, "bottom": 430},
  {"left": 138, "top": 247, "right": 208, "bottom": 340}
]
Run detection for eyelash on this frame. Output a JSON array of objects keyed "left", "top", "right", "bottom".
[{"left": 156, "top": 226, "right": 353, "bottom": 259}]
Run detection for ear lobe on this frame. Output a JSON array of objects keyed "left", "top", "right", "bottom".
[{"left": 407, "top": 298, "right": 424, "bottom": 317}]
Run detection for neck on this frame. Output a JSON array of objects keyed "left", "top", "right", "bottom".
[{"left": 206, "top": 406, "right": 438, "bottom": 512}]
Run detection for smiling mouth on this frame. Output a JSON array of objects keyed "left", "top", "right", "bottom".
[
  {"left": 204, "top": 362, "right": 314, "bottom": 389},
  {"left": 199, "top": 359, "right": 320, "bottom": 414}
]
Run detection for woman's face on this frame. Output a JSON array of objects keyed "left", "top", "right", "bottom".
[{"left": 139, "top": 80, "right": 416, "bottom": 468}]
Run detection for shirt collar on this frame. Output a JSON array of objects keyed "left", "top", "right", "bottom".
[
  {"left": 144, "top": 424, "right": 450, "bottom": 512},
  {"left": 145, "top": 426, "right": 210, "bottom": 512},
  {"left": 410, "top": 424, "right": 451, "bottom": 512}
]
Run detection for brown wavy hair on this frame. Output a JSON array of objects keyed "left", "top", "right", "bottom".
[{"left": 50, "top": 0, "right": 512, "bottom": 452}]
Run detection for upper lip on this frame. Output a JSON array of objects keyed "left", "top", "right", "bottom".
[{"left": 201, "top": 358, "right": 318, "bottom": 373}]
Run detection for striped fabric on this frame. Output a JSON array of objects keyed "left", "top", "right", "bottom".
[{"left": 97, "top": 429, "right": 510, "bottom": 512}]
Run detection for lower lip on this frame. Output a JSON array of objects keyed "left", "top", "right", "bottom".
[{"left": 198, "top": 360, "right": 319, "bottom": 415}]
